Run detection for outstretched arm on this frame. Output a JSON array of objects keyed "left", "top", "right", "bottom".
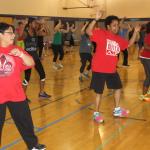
[
  {"left": 86, "top": 11, "right": 103, "bottom": 36},
  {"left": 71, "top": 24, "right": 77, "bottom": 32},
  {"left": 126, "top": 23, "right": 133, "bottom": 32},
  {"left": 119, "top": 17, "right": 126, "bottom": 28},
  {"left": 128, "top": 24, "right": 141, "bottom": 47},
  {"left": 61, "top": 22, "right": 69, "bottom": 33},
  {"left": 54, "top": 20, "right": 61, "bottom": 32},
  {"left": 81, "top": 21, "right": 89, "bottom": 35}
]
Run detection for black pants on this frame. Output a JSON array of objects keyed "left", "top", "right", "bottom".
[
  {"left": 38, "top": 44, "right": 44, "bottom": 58},
  {"left": 0, "top": 101, "right": 38, "bottom": 149},
  {"left": 69, "top": 35, "right": 74, "bottom": 47},
  {"left": 52, "top": 45, "right": 64, "bottom": 62},
  {"left": 90, "top": 72, "right": 122, "bottom": 94},
  {"left": 25, "top": 56, "right": 45, "bottom": 82},
  {"left": 122, "top": 49, "right": 128, "bottom": 65},
  {"left": 141, "top": 58, "right": 150, "bottom": 87},
  {"left": 80, "top": 53, "right": 92, "bottom": 73}
]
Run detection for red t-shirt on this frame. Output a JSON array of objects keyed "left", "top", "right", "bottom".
[
  {"left": 0, "top": 45, "right": 33, "bottom": 104},
  {"left": 140, "top": 33, "right": 150, "bottom": 59},
  {"left": 91, "top": 29, "right": 129, "bottom": 73}
]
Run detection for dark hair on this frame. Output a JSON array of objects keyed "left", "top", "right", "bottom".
[
  {"left": 104, "top": 15, "right": 119, "bottom": 29},
  {"left": 26, "top": 18, "right": 36, "bottom": 27},
  {"left": 146, "top": 22, "right": 150, "bottom": 33},
  {"left": 24, "top": 18, "right": 36, "bottom": 31},
  {"left": 0, "top": 22, "right": 13, "bottom": 33},
  {"left": 18, "top": 21, "right": 23, "bottom": 25},
  {"left": 54, "top": 21, "right": 59, "bottom": 27}
]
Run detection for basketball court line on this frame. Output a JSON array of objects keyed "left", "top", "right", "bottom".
[{"left": 1, "top": 92, "right": 146, "bottom": 149}]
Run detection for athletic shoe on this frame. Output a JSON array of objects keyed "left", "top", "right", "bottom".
[
  {"left": 26, "top": 97, "right": 31, "bottom": 103},
  {"left": 53, "top": 64, "right": 59, "bottom": 70},
  {"left": 30, "top": 144, "right": 46, "bottom": 150},
  {"left": 147, "top": 90, "right": 150, "bottom": 95},
  {"left": 113, "top": 107, "right": 129, "bottom": 117},
  {"left": 93, "top": 112, "right": 104, "bottom": 123},
  {"left": 58, "top": 63, "right": 63, "bottom": 68},
  {"left": 83, "top": 72, "right": 90, "bottom": 79},
  {"left": 139, "top": 94, "right": 150, "bottom": 102},
  {"left": 79, "top": 76, "right": 83, "bottom": 82},
  {"left": 22, "top": 79, "right": 28, "bottom": 86},
  {"left": 39, "top": 92, "right": 51, "bottom": 99},
  {"left": 122, "top": 64, "right": 130, "bottom": 67}
]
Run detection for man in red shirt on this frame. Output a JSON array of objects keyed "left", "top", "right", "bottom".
[
  {"left": 0, "top": 22, "right": 46, "bottom": 150},
  {"left": 86, "top": 11, "right": 141, "bottom": 123}
]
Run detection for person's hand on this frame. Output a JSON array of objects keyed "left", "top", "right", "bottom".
[
  {"left": 66, "top": 22, "right": 69, "bottom": 26},
  {"left": 123, "top": 16, "right": 127, "bottom": 19},
  {"left": 9, "top": 48, "right": 24, "bottom": 58},
  {"left": 134, "top": 24, "right": 141, "bottom": 32},
  {"left": 58, "top": 20, "right": 61, "bottom": 24},
  {"left": 85, "top": 21, "right": 89, "bottom": 24},
  {"left": 95, "top": 10, "right": 103, "bottom": 21}
]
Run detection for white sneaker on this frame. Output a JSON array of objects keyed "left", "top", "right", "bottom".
[
  {"left": 83, "top": 72, "right": 90, "bottom": 79},
  {"left": 58, "top": 63, "right": 63, "bottom": 68},
  {"left": 113, "top": 107, "right": 129, "bottom": 117},
  {"left": 30, "top": 144, "right": 46, "bottom": 150},
  {"left": 53, "top": 64, "right": 59, "bottom": 70}
]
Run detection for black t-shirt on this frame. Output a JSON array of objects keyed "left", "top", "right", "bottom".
[{"left": 24, "top": 30, "right": 39, "bottom": 59}]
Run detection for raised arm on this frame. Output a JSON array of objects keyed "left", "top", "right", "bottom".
[
  {"left": 81, "top": 21, "right": 89, "bottom": 35},
  {"left": 128, "top": 24, "right": 141, "bottom": 47},
  {"left": 126, "top": 23, "right": 133, "bottom": 32},
  {"left": 86, "top": 11, "right": 103, "bottom": 36},
  {"left": 61, "top": 22, "right": 69, "bottom": 33},
  {"left": 71, "top": 24, "right": 77, "bottom": 32},
  {"left": 54, "top": 20, "right": 61, "bottom": 32},
  {"left": 119, "top": 17, "right": 126, "bottom": 28}
]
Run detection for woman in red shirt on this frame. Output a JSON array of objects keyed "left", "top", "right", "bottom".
[
  {"left": 139, "top": 22, "right": 150, "bottom": 101},
  {"left": 0, "top": 22, "right": 46, "bottom": 150}
]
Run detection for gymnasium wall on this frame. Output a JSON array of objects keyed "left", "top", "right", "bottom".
[
  {"left": 106, "top": 0, "right": 150, "bottom": 18},
  {"left": 0, "top": 0, "right": 57, "bottom": 16},
  {"left": 0, "top": 0, "right": 150, "bottom": 18},
  {"left": 0, "top": 0, "right": 105, "bottom": 18}
]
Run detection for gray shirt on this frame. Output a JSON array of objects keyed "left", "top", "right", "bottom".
[{"left": 79, "top": 34, "right": 92, "bottom": 53}]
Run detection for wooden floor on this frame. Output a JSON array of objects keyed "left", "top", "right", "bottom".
[{"left": 1, "top": 46, "right": 150, "bottom": 150}]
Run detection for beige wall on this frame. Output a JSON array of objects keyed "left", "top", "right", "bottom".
[
  {"left": 0, "top": 0, "right": 57, "bottom": 16},
  {"left": 0, "top": 0, "right": 149, "bottom": 18},
  {"left": 0, "top": 0, "right": 105, "bottom": 18},
  {"left": 106, "top": 0, "right": 150, "bottom": 18}
]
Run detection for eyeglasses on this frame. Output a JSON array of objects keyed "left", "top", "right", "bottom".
[{"left": 4, "top": 32, "right": 14, "bottom": 35}]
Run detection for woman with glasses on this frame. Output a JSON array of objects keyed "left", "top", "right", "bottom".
[{"left": 0, "top": 22, "right": 46, "bottom": 150}]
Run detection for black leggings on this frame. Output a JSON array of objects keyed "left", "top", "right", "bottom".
[
  {"left": 0, "top": 101, "right": 38, "bottom": 149},
  {"left": 80, "top": 53, "right": 92, "bottom": 73},
  {"left": 141, "top": 58, "right": 150, "bottom": 87},
  {"left": 69, "top": 35, "right": 74, "bottom": 46},
  {"left": 38, "top": 44, "right": 44, "bottom": 58},
  {"left": 25, "top": 56, "right": 45, "bottom": 83},
  {"left": 122, "top": 49, "right": 128, "bottom": 65},
  {"left": 52, "top": 45, "right": 64, "bottom": 62}
]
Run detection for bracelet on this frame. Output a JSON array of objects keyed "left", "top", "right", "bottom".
[{"left": 19, "top": 52, "right": 24, "bottom": 58}]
